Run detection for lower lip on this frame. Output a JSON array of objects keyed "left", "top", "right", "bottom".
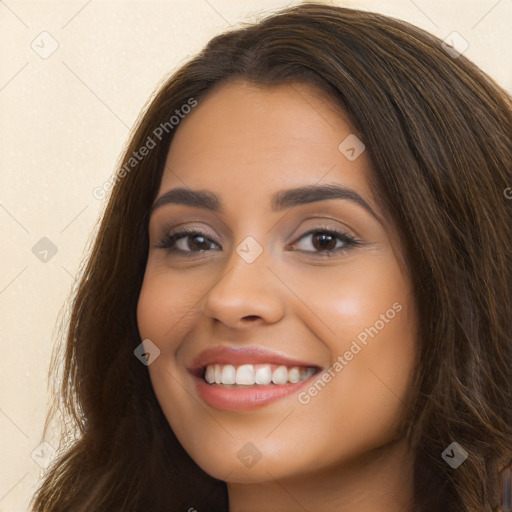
[{"left": 193, "top": 372, "right": 318, "bottom": 411}]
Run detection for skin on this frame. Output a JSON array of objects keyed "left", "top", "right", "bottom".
[{"left": 137, "top": 80, "right": 418, "bottom": 511}]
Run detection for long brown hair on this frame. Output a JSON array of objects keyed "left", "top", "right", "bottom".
[{"left": 30, "top": 3, "right": 512, "bottom": 511}]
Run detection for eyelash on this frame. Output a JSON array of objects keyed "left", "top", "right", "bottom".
[{"left": 154, "top": 227, "right": 361, "bottom": 258}]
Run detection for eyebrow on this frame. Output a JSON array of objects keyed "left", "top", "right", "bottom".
[{"left": 150, "top": 184, "right": 381, "bottom": 222}]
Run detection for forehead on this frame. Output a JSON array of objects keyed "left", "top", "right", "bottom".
[{"left": 159, "top": 80, "right": 371, "bottom": 200}]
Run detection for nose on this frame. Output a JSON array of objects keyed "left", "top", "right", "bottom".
[{"left": 202, "top": 244, "right": 286, "bottom": 329}]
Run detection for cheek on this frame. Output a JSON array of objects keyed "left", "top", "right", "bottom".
[
  {"left": 136, "top": 271, "right": 203, "bottom": 351},
  {"left": 266, "top": 256, "right": 417, "bottom": 452},
  {"left": 308, "top": 264, "right": 415, "bottom": 411},
  {"left": 276, "top": 252, "right": 415, "bottom": 346}
]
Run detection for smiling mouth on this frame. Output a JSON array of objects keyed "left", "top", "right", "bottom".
[
  {"left": 192, "top": 363, "right": 321, "bottom": 411},
  {"left": 200, "top": 363, "right": 319, "bottom": 386},
  {"left": 188, "top": 345, "right": 324, "bottom": 410}
]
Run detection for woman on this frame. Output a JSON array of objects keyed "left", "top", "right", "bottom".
[{"left": 31, "top": 2, "right": 511, "bottom": 511}]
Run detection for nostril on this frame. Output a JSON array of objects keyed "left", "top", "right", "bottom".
[{"left": 242, "top": 315, "right": 260, "bottom": 321}]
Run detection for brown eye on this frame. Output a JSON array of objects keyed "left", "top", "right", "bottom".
[
  {"left": 292, "top": 228, "right": 360, "bottom": 256},
  {"left": 154, "top": 230, "right": 221, "bottom": 253},
  {"left": 186, "top": 234, "right": 212, "bottom": 251},
  {"left": 311, "top": 232, "right": 338, "bottom": 251}
]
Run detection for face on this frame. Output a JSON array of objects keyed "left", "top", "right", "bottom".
[{"left": 136, "top": 80, "right": 417, "bottom": 483}]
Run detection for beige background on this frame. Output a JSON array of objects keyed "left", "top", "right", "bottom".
[{"left": 1, "top": 0, "right": 510, "bottom": 509}]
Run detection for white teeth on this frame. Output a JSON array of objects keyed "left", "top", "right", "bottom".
[
  {"left": 203, "top": 363, "right": 316, "bottom": 385},
  {"left": 205, "top": 365, "right": 215, "bottom": 384},
  {"left": 288, "top": 367, "right": 300, "bottom": 383},
  {"left": 236, "top": 364, "right": 255, "bottom": 385},
  {"left": 302, "top": 367, "right": 316, "bottom": 380},
  {"left": 271, "top": 365, "right": 288, "bottom": 385},
  {"left": 255, "top": 365, "right": 272, "bottom": 385},
  {"left": 214, "top": 364, "right": 222, "bottom": 384},
  {"left": 221, "top": 364, "right": 236, "bottom": 385}
]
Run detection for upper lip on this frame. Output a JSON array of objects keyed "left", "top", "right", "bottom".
[{"left": 188, "top": 345, "right": 321, "bottom": 377}]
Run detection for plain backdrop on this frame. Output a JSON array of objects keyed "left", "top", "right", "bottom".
[{"left": 1, "top": 0, "right": 511, "bottom": 510}]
